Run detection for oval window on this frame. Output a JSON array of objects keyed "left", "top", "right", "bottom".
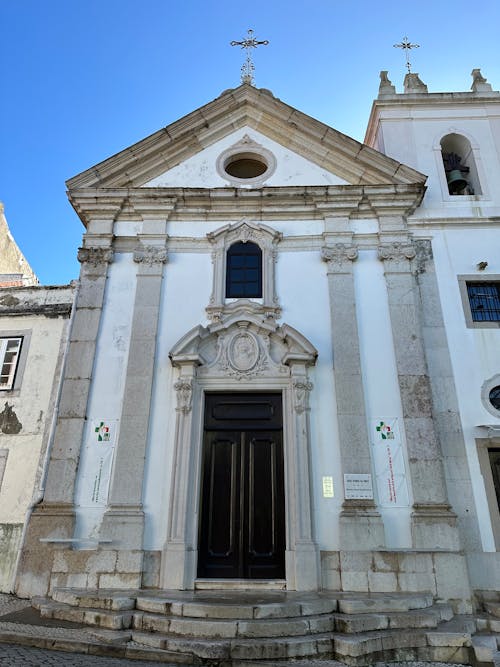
[
  {"left": 224, "top": 152, "right": 268, "bottom": 179},
  {"left": 489, "top": 386, "right": 500, "bottom": 411}
]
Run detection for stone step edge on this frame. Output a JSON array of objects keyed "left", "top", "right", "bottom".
[
  {"left": 337, "top": 593, "right": 434, "bottom": 615},
  {"left": 48, "top": 587, "right": 436, "bottom": 616},
  {"left": 0, "top": 630, "right": 195, "bottom": 665},
  {"left": 132, "top": 630, "right": 335, "bottom": 661},
  {"left": 135, "top": 594, "right": 337, "bottom": 619},
  {"left": 49, "top": 590, "right": 136, "bottom": 611},
  {"left": 331, "top": 607, "right": 444, "bottom": 632},
  {"left": 38, "top": 600, "right": 133, "bottom": 631}
]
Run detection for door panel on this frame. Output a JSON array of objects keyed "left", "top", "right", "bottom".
[
  {"left": 489, "top": 448, "right": 500, "bottom": 511},
  {"left": 198, "top": 394, "right": 285, "bottom": 579}
]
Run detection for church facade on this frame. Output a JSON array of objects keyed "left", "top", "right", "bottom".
[{"left": 14, "top": 70, "right": 500, "bottom": 609}]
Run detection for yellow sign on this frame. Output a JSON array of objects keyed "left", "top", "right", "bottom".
[{"left": 322, "top": 476, "right": 334, "bottom": 498}]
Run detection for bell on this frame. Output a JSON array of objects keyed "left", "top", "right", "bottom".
[{"left": 447, "top": 169, "right": 468, "bottom": 194}]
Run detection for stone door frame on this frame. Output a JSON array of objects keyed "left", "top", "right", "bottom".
[{"left": 160, "top": 315, "right": 320, "bottom": 592}]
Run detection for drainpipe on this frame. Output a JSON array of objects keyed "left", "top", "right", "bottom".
[{"left": 10, "top": 279, "right": 80, "bottom": 594}]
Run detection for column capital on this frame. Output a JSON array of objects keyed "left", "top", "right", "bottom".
[
  {"left": 292, "top": 378, "right": 313, "bottom": 414},
  {"left": 174, "top": 378, "right": 193, "bottom": 414},
  {"left": 77, "top": 246, "right": 114, "bottom": 267},
  {"left": 133, "top": 245, "right": 168, "bottom": 265},
  {"left": 321, "top": 244, "right": 358, "bottom": 273},
  {"left": 378, "top": 241, "right": 416, "bottom": 269}
]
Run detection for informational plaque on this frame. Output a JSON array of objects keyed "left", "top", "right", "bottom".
[
  {"left": 322, "top": 476, "right": 334, "bottom": 498},
  {"left": 370, "top": 418, "right": 410, "bottom": 507},
  {"left": 77, "top": 419, "right": 118, "bottom": 506},
  {"left": 343, "top": 473, "right": 374, "bottom": 500}
]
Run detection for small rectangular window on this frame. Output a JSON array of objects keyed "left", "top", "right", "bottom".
[
  {"left": 0, "top": 337, "right": 23, "bottom": 390},
  {"left": 467, "top": 283, "right": 500, "bottom": 322},
  {"left": 0, "top": 449, "right": 7, "bottom": 490}
]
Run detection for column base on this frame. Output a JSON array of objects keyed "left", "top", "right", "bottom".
[
  {"left": 340, "top": 500, "right": 386, "bottom": 550},
  {"left": 161, "top": 541, "right": 197, "bottom": 590},
  {"left": 286, "top": 541, "right": 321, "bottom": 591},
  {"left": 16, "top": 502, "right": 75, "bottom": 598},
  {"left": 411, "top": 503, "right": 460, "bottom": 550},
  {"left": 99, "top": 504, "right": 144, "bottom": 549}
]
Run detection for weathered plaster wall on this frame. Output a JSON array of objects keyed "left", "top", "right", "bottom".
[
  {"left": 0, "top": 285, "right": 74, "bottom": 591},
  {"left": 0, "top": 204, "right": 38, "bottom": 286}
]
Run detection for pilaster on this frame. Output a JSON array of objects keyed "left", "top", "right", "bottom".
[
  {"left": 321, "top": 242, "right": 385, "bottom": 550},
  {"left": 16, "top": 242, "right": 113, "bottom": 596},
  {"left": 100, "top": 242, "right": 167, "bottom": 584},
  {"left": 285, "top": 362, "right": 321, "bottom": 590},
  {"left": 414, "top": 240, "right": 481, "bottom": 551},
  {"left": 161, "top": 361, "right": 200, "bottom": 590},
  {"left": 378, "top": 238, "right": 460, "bottom": 550}
]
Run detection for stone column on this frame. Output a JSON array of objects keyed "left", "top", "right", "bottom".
[
  {"left": 99, "top": 243, "right": 167, "bottom": 586},
  {"left": 285, "top": 363, "right": 321, "bottom": 590},
  {"left": 378, "top": 241, "right": 460, "bottom": 549},
  {"left": 322, "top": 243, "right": 385, "bottom": 550},
  {"left": 16, "top": 244, "right": 113, "bottom": 597},
  {"left": 161, "top": 361, "right": 199, "bottom": 590}
]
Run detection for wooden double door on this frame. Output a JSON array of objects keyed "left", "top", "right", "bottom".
[{"left": 198, "top": 393, "right": 285, "bottom": 579}]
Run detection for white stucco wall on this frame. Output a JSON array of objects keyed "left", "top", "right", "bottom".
[
  {"left": 74, "top": 255, "right": 136, "bottom": 541},
  {"left": 425, "top": 228, "right": 500, "bottom": 550},
  {"left": 145, "top": 127, "right": 349, "bottom": 189}
]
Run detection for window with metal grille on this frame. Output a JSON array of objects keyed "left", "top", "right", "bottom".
[
  {"left": 226, "top": 242, "right": 262, "bottom": 298},
  {"left": 0, "top": 337, "right": 23, "bottom": 390},
  {"left": 466, "top": 283, "right": 500, "bottom": 321}
]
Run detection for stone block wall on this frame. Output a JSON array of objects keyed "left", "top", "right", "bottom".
[{"left": 321, "top": 549, "right": 473, "bottom": 613}]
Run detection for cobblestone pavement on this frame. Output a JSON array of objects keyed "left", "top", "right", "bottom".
[
  {"left": 0, "top": 642, "right": 171, "bottom": 665},
  {"left": 0, "top": 646, "right": 472, "bottom": 667}
]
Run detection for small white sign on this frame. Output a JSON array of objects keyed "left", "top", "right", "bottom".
[
  {"left": 344, "top": 473, "right": 374, "bottom": 500},
  {"left": 322, "top": 476, "right": 334, "bottom": 498}
]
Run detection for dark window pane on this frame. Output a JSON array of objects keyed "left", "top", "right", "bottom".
[
  {"left": 226, "top": 242, "right": 262, "bottom": 298},
  {"left": 467, "top": 283, "right": 500, "bottom": 321}
]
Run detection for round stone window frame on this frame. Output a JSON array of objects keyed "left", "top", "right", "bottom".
[
  {"left": 216, "top": 145, "right": 277, "bottom": 186},
  {"left": 481, "top": 374, "right": 500, "bottom": 418}
]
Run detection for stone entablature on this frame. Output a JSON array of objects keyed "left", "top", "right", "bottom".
[{"left": 68, "top": 185, "right": 425, "bottom": 229}]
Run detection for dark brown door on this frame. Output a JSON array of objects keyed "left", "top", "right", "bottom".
[
  {"left": 489, "top": 448, "right": 500, "bottom": 511},
  {"left": 198, "top": 393, "right": 285, "bottom": 579}
]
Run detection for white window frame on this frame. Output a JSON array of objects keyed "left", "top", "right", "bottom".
[
  {"left": 458, "top": 275, "right": 500, "bottom": 329},
  {"left": 0, "top": 449, "right": 8, "bottom": 490},
  {"left": 0, "top": 337, "right": 23, "bottom": 390}
]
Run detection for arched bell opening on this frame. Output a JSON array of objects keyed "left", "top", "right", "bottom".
[{"left": 440, "top": 133, "right": 481, "bottom": 195}]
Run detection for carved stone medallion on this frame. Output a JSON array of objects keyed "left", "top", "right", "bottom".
[{"left": 228, "top": 332, "right": 259, "bottom": 372}]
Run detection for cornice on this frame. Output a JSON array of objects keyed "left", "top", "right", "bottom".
[{"left": 69, "top": 184, "right": 425, "bottom": 226}]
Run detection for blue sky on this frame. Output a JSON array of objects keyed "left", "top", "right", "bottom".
[{"left": 1, "top": 0, "right": 499, "bottom": 284}]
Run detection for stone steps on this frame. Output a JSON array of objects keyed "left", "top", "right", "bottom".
[
  {"left": 27, "top": 588, "right": 486, "bottom": 665},
  {"left": 131, "top": 630, "right": 335, "bottom": 661},
  {"left": 134, "top": 609, "right": 334, "bottom": 638}
]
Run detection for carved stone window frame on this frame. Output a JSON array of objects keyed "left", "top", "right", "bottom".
[
  {"left": 216, "top": 134, "right": 277, "bottom": 187},
  {"left": 481, "top": 374, "right": 500, "bottom": 419},
  {"left": 206, "top": 219, "right": 282, "bottom": 322}
]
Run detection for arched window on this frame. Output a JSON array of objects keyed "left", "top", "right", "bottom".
[
  {"left": 225, "top": 241, "right": 262, "bottom": 298},
  {"left": 441, "top": 133, "right": 481, "bottom": 195}
]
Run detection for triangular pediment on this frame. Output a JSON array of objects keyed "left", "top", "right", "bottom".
[{"left": 66, "top": 84, "right": 426, "bottom": 190}]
